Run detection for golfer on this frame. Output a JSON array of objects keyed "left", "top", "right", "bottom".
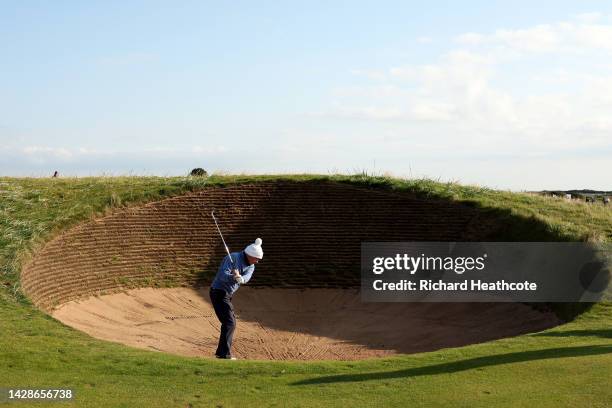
[{"left": 209, "top": 238, "right": 263, "bottom": 359}]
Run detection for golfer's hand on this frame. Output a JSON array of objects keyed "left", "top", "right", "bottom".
[
  {"left": 232, "top": 269, "right": 240, "bottom": 278},
  {"left": 234, "top": 274, "right": 244, "bottom": 284}
]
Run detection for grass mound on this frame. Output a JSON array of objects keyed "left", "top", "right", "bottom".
[{"left": 0, "top": 174, "right": 610, "bottom": 407}]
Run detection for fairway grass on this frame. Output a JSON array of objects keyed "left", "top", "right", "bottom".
[{"left": 0, "top": 174, "right": 610, "bottom": 407}]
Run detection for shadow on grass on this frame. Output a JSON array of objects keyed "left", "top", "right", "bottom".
[
  {"left": 532, "top": 329, "right": 612, "bottom": 339},
  {"left": 292, "top": 345, "right": 612, "bottom": 385}
]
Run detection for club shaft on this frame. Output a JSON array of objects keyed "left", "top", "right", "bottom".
[{"left": 211, "top": 211, "right": 235, "bottom": 267}]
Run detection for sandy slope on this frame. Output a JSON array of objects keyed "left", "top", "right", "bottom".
[{"left": 52, "top": 287, "right": 560, "bottom": 360}]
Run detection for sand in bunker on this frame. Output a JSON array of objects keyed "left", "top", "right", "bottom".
[{"left": 52, "top": 287, "right": 560, "bottom": 361}]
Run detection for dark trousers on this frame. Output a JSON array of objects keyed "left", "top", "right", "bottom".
[{"left": 209, "top": 288, "right": 236, "bottom": 358}]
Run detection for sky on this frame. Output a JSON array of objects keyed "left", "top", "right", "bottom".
[{"left": 1, "top": 1, "right": 611, "bottom": 190}]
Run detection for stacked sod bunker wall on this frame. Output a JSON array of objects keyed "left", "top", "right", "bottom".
[
  {"left": 20, "top": 180, "right": 569, "bottom": 360},
  {"left": 22, "top": 180, "right": 512, "bottom": 311}
]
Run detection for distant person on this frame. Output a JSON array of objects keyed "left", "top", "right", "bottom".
[
  {"left": 52, "top": 171, "right": 59, "bottom": 178},
  {"left": 209, "top": 238, "right": 263, "bottom": 359}
]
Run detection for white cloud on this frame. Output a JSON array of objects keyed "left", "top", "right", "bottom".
[
  {"left": 493, "top": 24, "right": 560, "bottom": 53},
  {"left": 409, "top": 102, "right": 456, "bottom": 122},
  {"left": 349, "top": 69, "right": 387, "bottom": 81},
  {"left": 192, "top": 145, "right": 227, "bottom": 154},
  {"left": 531, "top": 68, "right": 572, "bottom": 83},
  {"left": 331, "top": 85, "right": 408, "bottom": 99},
  {"left": 22, "top": 146, "right": 73, "bottom": 159},
  {"left": 5, "top": 145, "right": 229, "bottom": 164},
  {"left": 323, "top": 14, "right": 612, "bottom": 161},
  {"left": 454, "top": 16, "right": 612, "bottom": 54},
  {"left": 574, "top": 12, "right": 603, "bottom": 23},
  {"left": 326, "top": 106, "right": 405, "bottom": 120},
  {"left": 0, "top": 145, "right": 234, "bottom": 176},
  {"left": 455, "top": 32, "right": 485, "bottom": 45},
  {"left": 573, "top": 23, "right": 612, "bottom": 50}
]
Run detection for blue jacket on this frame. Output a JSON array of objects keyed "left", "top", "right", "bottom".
[{"left": 210, "top": 251, "right": 255, "bottom": 295}]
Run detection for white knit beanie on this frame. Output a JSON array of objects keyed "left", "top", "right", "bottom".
[{"left": 244, "top": 238, "right": 263, "bottom": 259}]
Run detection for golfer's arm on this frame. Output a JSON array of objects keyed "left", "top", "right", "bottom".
[{"left": 241, "top": 268, "right": 254, "bottom": 284}]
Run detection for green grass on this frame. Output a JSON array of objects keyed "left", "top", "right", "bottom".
[{"left": 0, "top": 174, "right": 611, "bottom": 407}]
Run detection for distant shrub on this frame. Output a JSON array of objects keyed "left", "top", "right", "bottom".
[{"left": 189, "top": 168, "right": 208, "bottom": 177}]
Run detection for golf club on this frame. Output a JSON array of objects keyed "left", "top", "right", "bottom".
[{"left": 211, "top": 210, "right": 236, "bottom": 270}]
